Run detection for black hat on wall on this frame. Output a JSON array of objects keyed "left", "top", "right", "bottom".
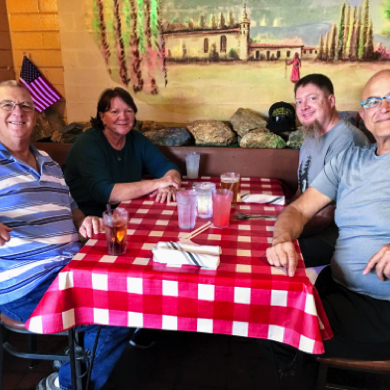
[{"left": 267, "top": 101, "right": 297, "bottom": 135}]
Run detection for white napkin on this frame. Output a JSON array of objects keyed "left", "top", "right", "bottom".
[
  {"left": 239, "top": 194, "right": 285, "bottom": 205},
  {"left": 152, "top": 241, "right": 221, "bottom": 269}
]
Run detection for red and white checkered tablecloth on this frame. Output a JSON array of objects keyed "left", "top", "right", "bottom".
[{"left": 26, "top": 177, "right": 332, "bottom": 354}]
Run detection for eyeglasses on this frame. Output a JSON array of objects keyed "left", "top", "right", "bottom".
[
  {"left": 0, "top": 101, "right": 35, "bottom": 112},
  {"left": 360, "top": 94, "right": 390, "bottom": 110}
]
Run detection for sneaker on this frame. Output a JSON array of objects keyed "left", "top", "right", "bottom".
[
  {"left": 129, "top": 328, "right": 156, "bottom": 349},
  {"left": 36, "top": 372, "right": 60, "bottom": 390}
]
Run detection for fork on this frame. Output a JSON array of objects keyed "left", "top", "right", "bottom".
[{"left": 232, "top": 211, "right": 277, "bottom": 220}]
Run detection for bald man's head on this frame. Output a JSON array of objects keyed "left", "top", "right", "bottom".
[
  {"left": 359, "top": 70, "right": 390, "bottom": 140},
  {"left": 361, "top": 70, "right": 390, "bottom": 102}
]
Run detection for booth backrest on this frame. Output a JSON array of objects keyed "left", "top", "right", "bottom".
[{"left": 34, "top": 143, "right": 299, "bottom": 195}]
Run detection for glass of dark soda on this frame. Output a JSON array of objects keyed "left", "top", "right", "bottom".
[{"left": 103, "top": 208, "right": 128, "bottom": 255}]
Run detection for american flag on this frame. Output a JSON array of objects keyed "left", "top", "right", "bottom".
[{"left": 19, "top": 56, "right": 61, "bottom": 112}]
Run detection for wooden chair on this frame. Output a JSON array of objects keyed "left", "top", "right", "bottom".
[
  {"left": 315, "top": 356, "right": 390, "bottom": 390},
  {"left": 0, "top": 311, "right": 85, "bottom": 390}
]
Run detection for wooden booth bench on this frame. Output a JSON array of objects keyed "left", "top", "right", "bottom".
[{"left": 34, "top": 143, "right": 300, "bottom": 196}]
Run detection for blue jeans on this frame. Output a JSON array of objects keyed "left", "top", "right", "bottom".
[{"left": 0, "top": 274, "right": 134, "bottom": 390}]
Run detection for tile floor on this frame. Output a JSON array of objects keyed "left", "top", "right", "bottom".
[{"left": 3, "top": 329, "right": 390, "bottom": 390}]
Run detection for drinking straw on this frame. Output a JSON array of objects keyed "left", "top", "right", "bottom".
[
  {"left": 106, "top": 204, "right": 115, "bottom": 252},
  {"left": 106, "top": 204, "right": 113, "bottom": 225}
]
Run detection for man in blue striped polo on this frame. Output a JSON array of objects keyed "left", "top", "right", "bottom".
[{"left": 0, "top": 81, "right": 134, "bottom": 390}]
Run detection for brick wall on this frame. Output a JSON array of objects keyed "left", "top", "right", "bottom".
[
  {"left": 6, "top": 0, "right": 66, "bottom": 118},
  {"left": 0, "top": 0, "right": 15, "bottom": 81}
]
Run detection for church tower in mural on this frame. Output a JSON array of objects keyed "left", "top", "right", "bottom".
[{"left": 239, "top": 4, "right": 250, "bottom": 60}]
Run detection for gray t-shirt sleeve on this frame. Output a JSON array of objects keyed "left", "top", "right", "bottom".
[
  {"left": 310, "top": 151, "right": 347, "bottom": 201},
  {"left": 324, "top": 121, "right": 369, "bottom": 164}
]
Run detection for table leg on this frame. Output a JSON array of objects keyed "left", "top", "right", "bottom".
[
  {"left": 68, "top": 328, "right": 84, "bottom": 390},
  {"left": 270, "top": 341, "right": 281, "bottom": 390}
]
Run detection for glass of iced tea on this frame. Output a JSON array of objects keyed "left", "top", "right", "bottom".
[
  {"left": 103, "top": 208, "right": 129, "bottom": 255},
  {"left": 220, "top": 172, "right": 240, "bottom": 205}
]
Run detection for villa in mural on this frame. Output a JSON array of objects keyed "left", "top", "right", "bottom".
[{"left": 163, "top": 6, "right": 313, "bottom": 62}]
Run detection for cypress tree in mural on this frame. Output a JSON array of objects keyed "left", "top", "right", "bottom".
[
  {"left": 198, "top": 15, "right": 205, "bottom": 28},
  {"left": 324, "top": 32, "right": 330, "bottom": 61},
  {"left": 317, "top": 34, "right": 324, "bottom": 60},
  {"left": 361, "top": 0, "right": 370, "bottom": 59},
  {"left": 336, "top": 2, "right": 346, "bottom": 60},
  {"left": 155, "top": 0, "right": 168, "bottom": 87},
  {"left": 129, "top": 0, "right": 143, "bottom": 92},
  {"left": 210, "top": 14, "right": 217, "bottom": 29},
  {"left": 144, "top": 0, "right": 158, "bottom": 94},
  {"left": 346, "top": 6, "right": 356, "bottom": 60},
  {"left": 365, "top": 20, "right": 374, "bottom": 59},
  {"left": 342, "top": 4, "right": 350, "bottom": 59},
  {"left": 220, "top": 13, "right": 225, "bottom": 28},
  {"left": 353, "top": 7, "right": 362, "bottom": 60},
  {"left": 96, "top": 0, "right": 111, "bottom": 73},
  {"left": 113, "top": 0, "right": 129, "bottom": 86},
  {"left": 123, "top": 0, "right": 131, "bottom": 51},
  {"left": 358, "top": 5, "right": 365, "bottom": 59},
  {"left": 329, "top": 24, "right": 337, "bottom": 61},
  {"left": 137, "top": 0, "right": 146, "bottom": 56},
  {"left": 149, "top": 0, "right": 160, "bottom": 51},
  {"left": 228, "top": 11, "right": 235, "bottom": 27}
]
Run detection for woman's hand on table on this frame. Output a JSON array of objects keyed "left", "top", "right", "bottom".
[
  {"left": 149, "top": 171, "right": 181, "bottom": 203},
  {"left": 79, "top": 216, "right": 104, "bottom": 238},
  {"left": 149, "top": 186, "right": 177, "bottom": 203},
  {"left": 266, "top": 241, "right": 299, "bottom": 277},
  {"left": 158, "top": 172, "right": 181, "bottom": 190},
  {"left": 363, "top": 245, "right": 390, "bottom": 281},
  {"left": 0, "top": 223, "right": 12, "bottom": 245}
]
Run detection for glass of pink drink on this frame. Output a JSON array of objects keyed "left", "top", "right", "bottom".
[{"left": 212, "top": 189, "right": 233, "bottom": 228}]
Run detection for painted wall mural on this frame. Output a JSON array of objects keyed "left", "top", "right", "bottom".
[
  {"left": 82, "top": 0, "right": 390, "bottom": 119},
  {"left": 92, "top": 0, "right": 167, "bottom": 94}
]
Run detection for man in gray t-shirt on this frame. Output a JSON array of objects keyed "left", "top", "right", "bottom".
[
  {"left": 294, "top": 74, "right": 369, "bottom": 267},
  {"left": 266, "top": 70, "right": 390, "bottom": 361},
  {"left": 310, "top": 143, "right": 390, "bottom": 300}
]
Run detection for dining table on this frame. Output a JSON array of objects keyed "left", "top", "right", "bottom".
[{"left": 26, "top": 176, "right": 332, "bottom": 355}]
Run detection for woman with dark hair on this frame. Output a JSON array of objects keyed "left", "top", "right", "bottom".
[{"left": 65, "top": 87, "right": 181, "bottom": 217}]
